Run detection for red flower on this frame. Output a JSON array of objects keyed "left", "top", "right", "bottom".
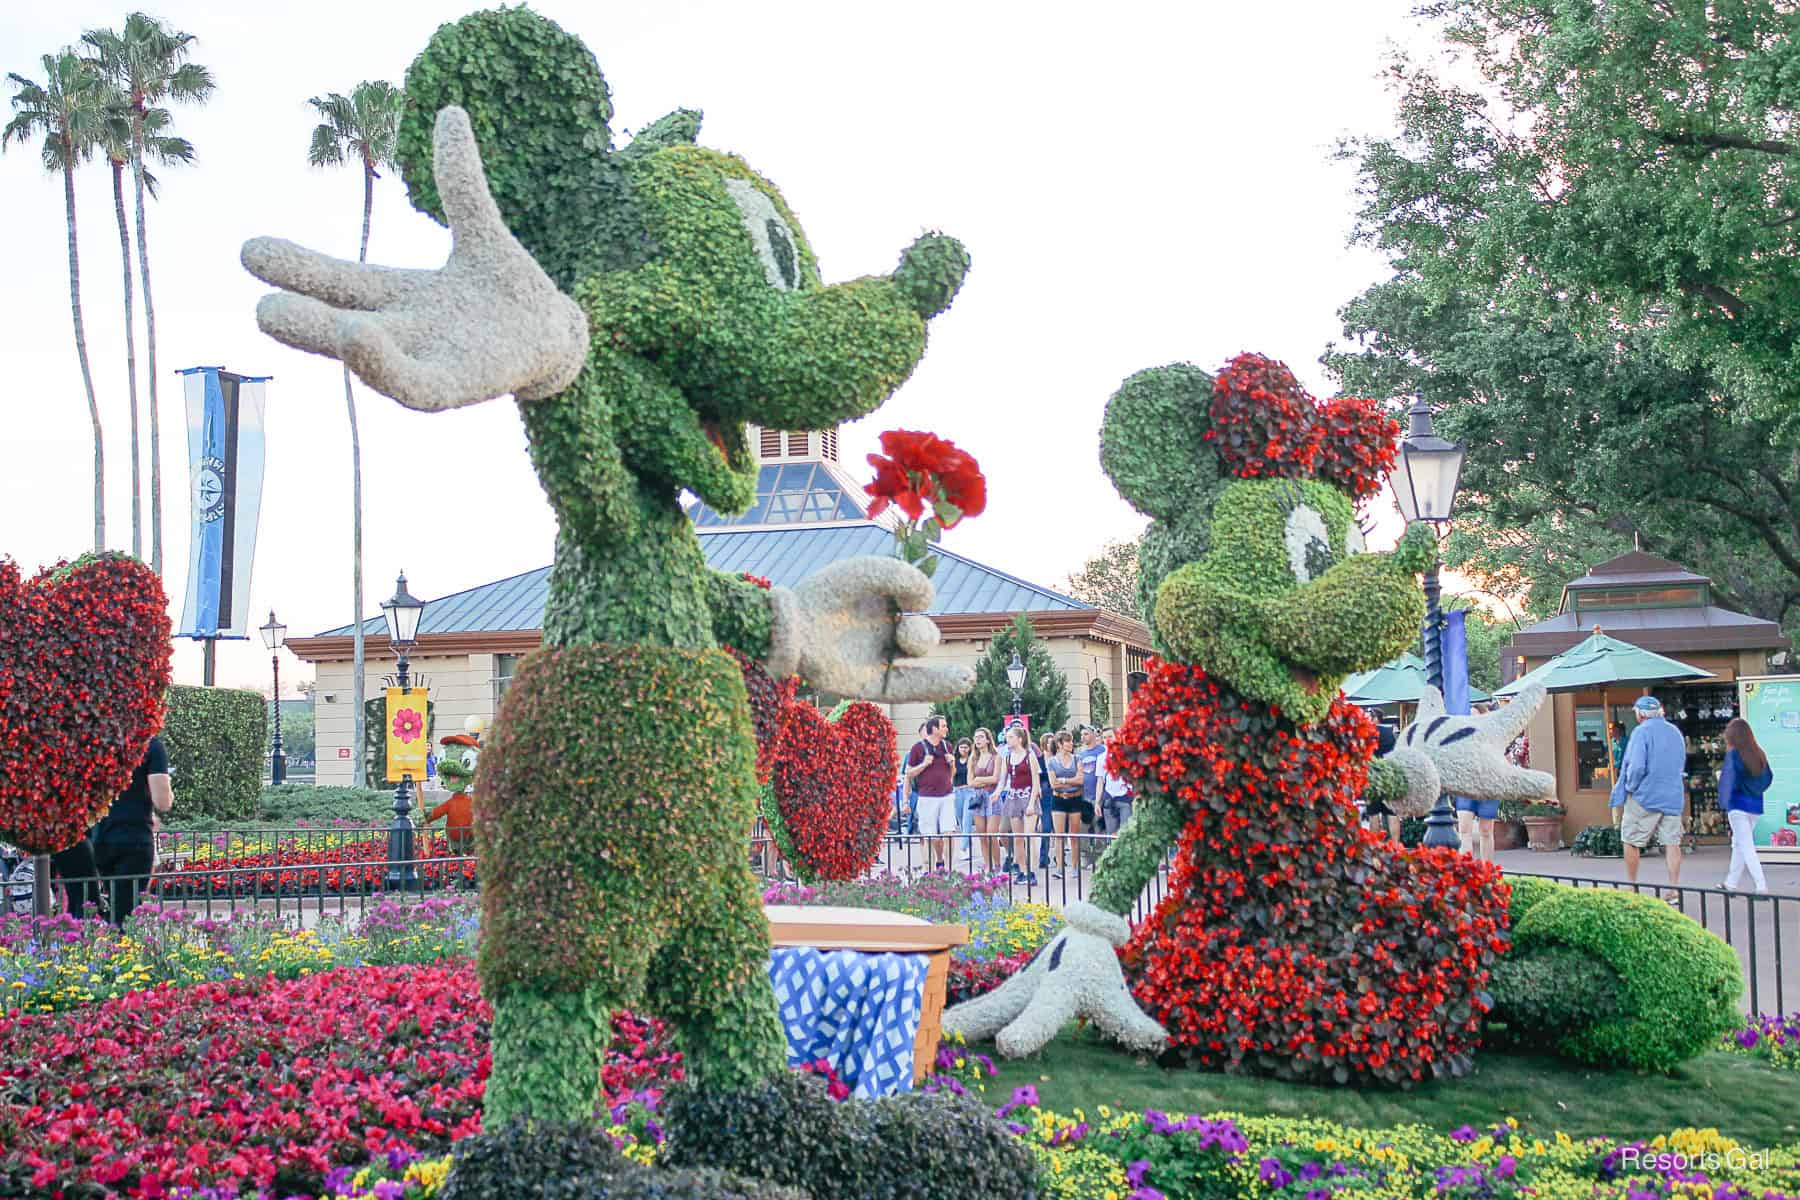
[
  {"left": 865, "top": 430, "right": 986, "bottom": 528},
  {"left": 1109, "top": 658, "right": 1506, "bottom": 1086},
  {"left": 1203, "top": 353, "right": 1398, "bottom": 501},
  {"left": 0, "top": 962, "right": 683, "bottom": 1196},
  {"left": 0, "top": 555, "right": 172, "bottom": 853}
]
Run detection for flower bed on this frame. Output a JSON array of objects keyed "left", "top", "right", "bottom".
[
  {"left": 150, "top": 832, "right": 475, "bottom": 897},
  {"left": 1723, "top": 1013, "right": 1800, "bottom": 1070},
  {"left": 0, "top": 896, "right": 481, "bottom": 1012},
  {"left": 0, "top": 959, "right": 682, "bottom": 1197}
]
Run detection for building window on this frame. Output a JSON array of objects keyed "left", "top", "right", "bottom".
[
  {"left": 759, "top": 427, "right": 783, "bottom": 460},
  {"left": 1573, "top": 703, "right": 1630, "bottom": 791},
  {"left": 494, "top": 654, "right": 521, "bottom": 709},
  {"left": 821, "top": 428, "right": 838, "bottom": 461},
  {"left": 786, "top": 430, "right": 809, "bottom": 456}
]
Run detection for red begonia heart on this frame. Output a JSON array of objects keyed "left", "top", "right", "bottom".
[
  {"left": 767, "top": 696, "right": 897, "bottom": 882},
  {"left": 0, "top": 554, "right": 171, "bottom": 852}
]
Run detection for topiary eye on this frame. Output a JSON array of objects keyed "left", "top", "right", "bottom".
[
  {"left": 724, "top": 177, "right": 801, "bottom": 291},
  {"left": 1284, "top": 502, "right": 1336, "bottom": 585},
  {"left": 1346, "top": 520, "right": 1367, "bottom": 557}
]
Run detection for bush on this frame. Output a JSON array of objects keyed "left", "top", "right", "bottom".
[
  {"left": 1486, "top": 943, "right": 1623, "bottom": 1046},
  {"left": 661, "top": 1071, "right": 1038, "bottom": 1200},
  {"left": 443, "top": 1113, "right": 811, "bottom": 1200},
  {"left": 1571, "top": 823, "right": 1624, "bottom": 857},
  {"left": 439, "top": 1117, "right": 628, "bottom": 1200},
  {"left": 166, "top": 784, "right": 394, "bottom": 830},
  {"left": 1511, "top": 881, "right": 1743, "bottom": 1070},
  {"left": 162, "top": 685, "right": 267, "bottom": 821},
  {"left": 1088, "top": 677, "right": 1111, "bottom": 729}
]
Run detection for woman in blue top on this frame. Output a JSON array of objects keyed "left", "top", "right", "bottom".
[{"left": 1720, "top": 717, "right": 1774, "bottom": 893}]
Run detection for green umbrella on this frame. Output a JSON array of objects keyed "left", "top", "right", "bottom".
[
  {"left": 1494, "top": 631, "right": 1711, "bottom": 697},
  {"left": 1494, "top": 629, "right": 1712, "bottom": 784},
  {"left": 1343, "top": 651, "right": 1492, "bottom": 706}
]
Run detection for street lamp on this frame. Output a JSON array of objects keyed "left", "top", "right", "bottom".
[
  {"left": 380, "top": 572, "right": 427, "bottom": 890},
  {"left": 1007, "top": 650, "right": 1027, "bottom": 719},
  {"left": 259, "top": 610, "right": 288, "bottom": 785},
  {"left": 1394, "top": 399, "right": 1465, "bottom": 850}
]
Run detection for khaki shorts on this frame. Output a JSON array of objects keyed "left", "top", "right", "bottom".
[{"left": 1619, "top": 798, "right": 1684, "bottom": 849}]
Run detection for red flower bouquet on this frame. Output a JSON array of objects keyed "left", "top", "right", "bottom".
[{"left": 865, "top": 429, "right": 986, "bottom": 578}]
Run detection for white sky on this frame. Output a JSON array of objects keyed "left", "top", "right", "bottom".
[{"left": 2, "top": 0, "right": 1433, "bottom": 691}]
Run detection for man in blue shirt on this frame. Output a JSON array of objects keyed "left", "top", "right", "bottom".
[{"left": 1610, "top": 695, "right": 1687, "bottom": 891}]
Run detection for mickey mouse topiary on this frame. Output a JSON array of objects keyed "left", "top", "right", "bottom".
[{"left": 243, "top": 7, "right": 972, "bottom": 1125}]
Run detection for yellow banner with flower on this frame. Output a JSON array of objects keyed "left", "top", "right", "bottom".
[{"left": 386, "top": 687, "right": 430, "bottom": 782}]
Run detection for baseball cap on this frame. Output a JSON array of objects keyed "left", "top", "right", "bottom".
[{"left": 1633, "top": 695, "right": 1663, "bottom": 714}]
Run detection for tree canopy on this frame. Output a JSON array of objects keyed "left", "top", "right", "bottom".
[
  {"left": 1348, "top": 0, "right": 1800, "bottom": 413},
  {"left": 940, "top": 614, "right": 1071, "bottom": 739},
  {"left": 1066, "top": 536, "right": 1144, "bottom": 621},
  {"left": 1335, "top": 0, "right": 1800, "bottom": 632}
]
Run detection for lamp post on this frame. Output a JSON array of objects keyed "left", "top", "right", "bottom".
[
  {"left": 380, "top": 572, "right": 427, "bottom": 891},
  {"left": 1393, "top": 398, "right": 1466, "bottom": 850},
  {"left": 259, "top": 611, "right": 288, "bottom": 785},
  {"left": 1007, "top": 650, "right": 1027, "bottom": 722}
]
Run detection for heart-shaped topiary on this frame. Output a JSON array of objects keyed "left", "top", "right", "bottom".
[
  {"left": 0, "top": 554, "right": 172, "bottom": 852},
  {"left": 764, "top": 696, "right": 896, "bottom": 883}
]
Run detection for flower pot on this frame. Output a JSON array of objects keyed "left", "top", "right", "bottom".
[
  {"left": 1523, "top": 815, "right": 1563, "bottom": 852},
  {"left": 1492, "top": 819, "right": 1527, "bottom": 852}
]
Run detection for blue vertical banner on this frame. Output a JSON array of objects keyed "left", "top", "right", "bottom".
[
  {"left": 1441, "top": 609, "right": 1472, "bottom": 716},
  {"left": 177, "top": 367, "right": 270, "bottom": 640}
]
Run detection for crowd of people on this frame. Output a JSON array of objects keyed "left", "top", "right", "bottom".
[{"left": 898, "top": 715, "right": 1133, "bottom": 882}]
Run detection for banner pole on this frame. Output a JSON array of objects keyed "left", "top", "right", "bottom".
[{"left": 202, "top": 637, "right": 216, "bottom": 686}]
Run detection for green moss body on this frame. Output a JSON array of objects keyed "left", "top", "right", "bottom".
[
  {"left": 1505, "top": 881, "right": 1743, "bottom": 1070},
  {"left": 395, "top": 8, "right": 968, "bottom": 1123}
]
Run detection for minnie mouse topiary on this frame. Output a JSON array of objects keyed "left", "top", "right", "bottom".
[{"left": 946, "top": 355, "right": 1515, "bottom": 1085}]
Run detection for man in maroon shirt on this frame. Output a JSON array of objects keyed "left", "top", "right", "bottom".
[{"left": 906, "top": 714, "right": 957, "bottom": 872}]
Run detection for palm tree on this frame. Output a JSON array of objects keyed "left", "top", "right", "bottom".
[
  {"left": 308, "top": 80, "right": 402, "bottom": 789},
  {"left": 5, "top": 52, "right": 110, "bottom": 551},
  {"left": 83, "top": 12, "right": 215, "bottom": 577},
  {"left": 97, "top": 97, "right": 192, "bottom": 558}
]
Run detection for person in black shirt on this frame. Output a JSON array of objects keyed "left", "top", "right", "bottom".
[{"left": 92, "top": 736, "right": 172, "bottom": 925}]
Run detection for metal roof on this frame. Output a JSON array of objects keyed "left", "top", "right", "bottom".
[
  {"left": 318, "top": 522, "right": 1088, "bottom": 637},
  {"left": 1560, "top": 551, "right": 1709, "bottom": 594}
]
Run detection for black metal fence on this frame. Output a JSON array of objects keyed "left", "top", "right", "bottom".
[
  {"left": 1508, "top": 869, "right": 1797, "bottom": 1016},
  {"left": 9, "top": 824, "right": 1796, "bottom": 1015}
]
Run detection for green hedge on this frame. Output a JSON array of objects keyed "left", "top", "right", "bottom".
[
  {"left": 165, "top": 784, "right": 394, "bottom": 831},
  {"left": 1088, "top": 677, "right": 1111, "bottom": 729},
  {"left": 1509, "top": 880, "right": 1742, "bottom": 1070},
  {"left": 162, "top": 686, "right": 267, "bottom": 822}
]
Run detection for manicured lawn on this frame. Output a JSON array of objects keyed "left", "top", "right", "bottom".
[{"left": 982, "top": 1025, "right": 1799, "bottom": 1145}]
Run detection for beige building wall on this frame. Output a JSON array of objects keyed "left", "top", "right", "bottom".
[
  {"left": 308, "top": 634, "right": 1139, "bottom": 782},
  {"left": 311, "top": 651, "right": 502, "bottom": 787}
]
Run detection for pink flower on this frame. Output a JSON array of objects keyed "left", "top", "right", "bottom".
[{"left": 392, "top": 709, "right": 423, "bottom": 744}]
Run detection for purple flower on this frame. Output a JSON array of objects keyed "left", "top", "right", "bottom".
[
  {"left": 1300, "top": 1161, "right": 1323, "bottom": 1182},
  {"left": 1738, "top": 1027, "right": 1760, "bottom": 1049},
  {"left": 1496, "top": 1155, "right": 1517, "bottom": 1179},
  {"left": 372, "top": 1182, "right": 405, "bottom": 1200},
  {"left": 1450, "top": 1125, "right": 1478, "bottom": 1142},
  {"left": 1259, "top": 1158, "right": 1295, "bottom": 1189},
  {"left": 1126, "top": 1160, "right": 1151, "bottom": 1186}
]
